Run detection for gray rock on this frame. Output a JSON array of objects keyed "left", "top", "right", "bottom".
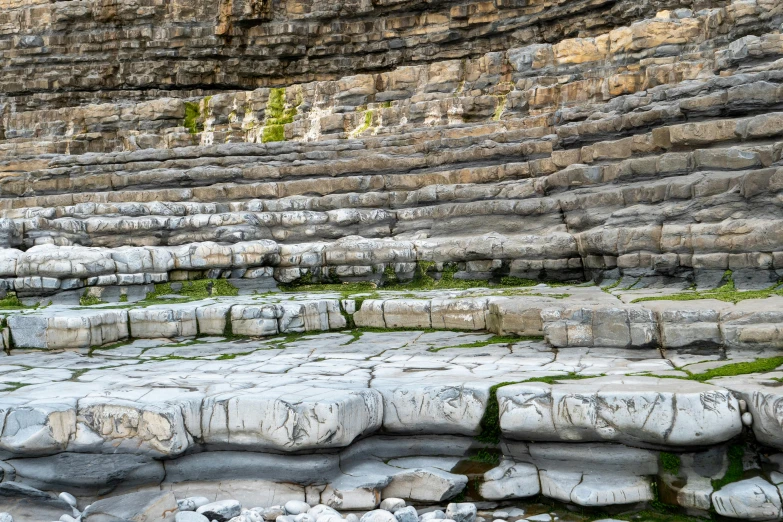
[
  {"left": 394, "top": 506, "right": 418, "bottom": 522},
  {"left": 308, "top": 506, "right": 340, "bottom": 519},
  {"left": 264, "top": 507, "right": 286, "bottom": 521},
  {"left": 177, "top": 513, "right": 210, "bottom": 522},
  {"left": 445, "top": 504, "right": 476, "bottom": 522},
  {"left": 285, "top": 501, "right": 311, "bottom": 515},
  {"left": 0, "top": 483, "right": 74, "bottom": 522},
  {"left": 360, "top": 511, "right": 397, "bottom": 522},
  {"left": 712, "top": 477, "right": 782, "bottom": 520},
  {"left": 197, "top": 500, "right": 243, "bottom": 522},
  {"left": 178, "top": 497, "right": 211, "bottom": 511},
  {"left": 0, "top": 515, "right": 11, "bottom": 522},
  {"left": 82, "top": 490, "right": 177, "bottom": 522},
  {"left": 419, "top": 511, "right": 445, "bottom": 522},
  {"left": 380, "top": 498, "right": 406, "bottom": 512},
  {"left": 9, "top": 453, "right": 165, "bottom": 496}
]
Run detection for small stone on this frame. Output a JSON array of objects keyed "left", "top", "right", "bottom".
[
  {"left": 361, "top": 510, "right": 398, "bottom": 522},
  {"left": 177, "top": 513, "right": 210, "bottom": 522},
  {"left": 505, "top": 510, "right": 525, "bottom": 519},
  {"left": 524, "top": 515, "right": 551, "bottom": 522},
  {"left": 179, "top": 497, "right": 211, "bottom": 512},
  {"left": 265, "top": 507, "right": 286, "bottom": 521},
  {"left": 308, "top": 506, "right": 341, "bottom": 519},
  {"left": 742, "top": 412, "right": 753, "bottom": 426},
  {"left": 394, "top": 506, "right": 418, "bottom": 522},
  {"left": 445, "top": 504, "right": 476, "bottom": 522},
  {"left": 380, "top": 498, "right": 406, "bottom": 513},
  {"left": 419, "top": 511, "right": 446, "bottom": 522},
  {"left": 739, "top": 399, "right": 748, "bottom": 413},
  {"left": 197, "top": 500, "right": 243, "bottom": 522},
  {"left": 59, "top": 492, "right": 78, "bottom": 508},
  {"left": 492, "top": 514, "right": 508, "bottom": 521},
  {"left": 286, "top": 502, "right": 312, "bottom": 516},
  {"left": 315, "top": 515, "right": 341, "bottom": 522}
]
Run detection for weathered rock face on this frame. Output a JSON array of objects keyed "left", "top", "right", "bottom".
[
  {"left": 3, "top": 0, "right": 783, "bottom": 518},
  {"left": 0, "top": 0, "right": 782, "bottom": 297}
]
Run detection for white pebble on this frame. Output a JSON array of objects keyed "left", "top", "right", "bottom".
[
  {"left": 59, "top": 492, "right": 77, "bottom": 508},
  {"left": 380, "top": 498, "right": 406, "bottom": 513},
  {"left": 286, "top": 501, "right": 311, "bottom": 516},
  {"left": 742, "top": 411, "right": 753, "bottom": 426}
]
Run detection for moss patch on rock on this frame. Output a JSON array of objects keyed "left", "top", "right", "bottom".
[{"left": 633, "top": 271, "right": 783, "bottom": 304}]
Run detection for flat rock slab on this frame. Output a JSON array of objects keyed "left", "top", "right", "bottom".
[
  {"left": 0, "top": 330, "right": 769, "bottom": 458},
  {"left": 498, "top": 376, "right": 743, "bottom": 447}
]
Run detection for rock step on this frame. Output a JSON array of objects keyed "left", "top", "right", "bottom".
[
  {"left": 2, "top": 160, "right": 780, "bottom": 252},
  {"left": 3, "top": 288, "right": 783, "bottom": 352},
  {"left": 0, "top": 351, "right": 751, "bottom": 457}
]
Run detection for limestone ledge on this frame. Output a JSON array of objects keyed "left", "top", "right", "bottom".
[
  {"left": 3, "top": 286, "right": 783, "bottom": 353},
  {"left": 0, "top": 330, "right": 769, "bottom": 459}
]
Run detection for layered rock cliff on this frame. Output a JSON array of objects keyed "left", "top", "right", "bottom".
[{"left": 1, "top": 0, "right": 783, "bottom": 520}]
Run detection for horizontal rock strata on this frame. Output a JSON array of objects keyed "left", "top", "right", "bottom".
[{"left": 2, "top": 0, "right": 783, "bottom": 517}]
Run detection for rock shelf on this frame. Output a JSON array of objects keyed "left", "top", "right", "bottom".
[{"left": 0, "top": 324, "right": 782, "bottom": 520}]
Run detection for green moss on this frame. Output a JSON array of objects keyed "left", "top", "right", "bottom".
[
  {"left": 183, "top": 101, "right": 203, "bottom": 134},
  {"left": 119, "top": 294, "right": 128, "bottom": 303},
  {"left": 144, "top": 279, "right": 238, "bottom": 302},
  {"left": 261, "top": 88, "right": 297, "bottom": 143},
  {"left": 381, "top": 101, "right": 392, "bottom": 108},
  {"left": 601, "top": 279, "right": 622, "bottom": 293},
  {"left": 383, "top": 264, "right": 398, "bottom": 285},
  {"left": 79, "top": 294, "right": 104, "bottom": 306},
  {"left": 262, "top": 124, "right": 285, "bottom": 143},
  {"left": 1, "top": 382, "right": 30, "bottom": 391},
  {"left": 660, "top": 452, "right": 681, "bottom": 476},
  {"left": 351, "top": 110, "right": 374, "bottom": 136},
  {"left": 492, "top": 95, "right": 506, "bottom": 121},
  {"left": 215, "top": 351, "right": 252, "bottom": 360},
  {"left": 428, "top": 334, "right": 543, "bottom": 352},
  {"left": 0, "top": 294, "right": 31, "bottom": 309},
  {"left": 689, "top": 356, "right": 783, "bottom": 382},
  {"left": 469, "top": 448, "right": 501, "bottom": 466},
  {"left": 633, "top": 271, "right": 783, "bottom": 305},
  {"left": 712, "top": 445, "right": 744, "bottom": 491},
  {"left": 223, "top": 310, "right": 234, "bottom": 338}
]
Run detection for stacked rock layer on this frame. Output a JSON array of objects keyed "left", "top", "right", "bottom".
[{"left": 1, "top": 0, "right": 783, "bottom": 520}]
